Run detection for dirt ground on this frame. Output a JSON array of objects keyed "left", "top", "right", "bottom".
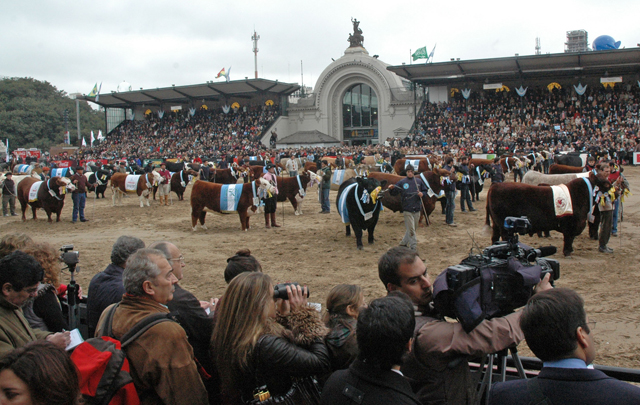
[{"left": 2, "top": 167, "right": 639, "bottom": 369}]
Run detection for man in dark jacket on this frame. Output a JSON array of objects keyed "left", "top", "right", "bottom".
[
  {"left": 1, "top": 172, "right": 17, "bottom": 216},
  {"left": 442, "top": 157, "right": 458, "bottom": 227},
  {"left": 458, "top": 156, "right": 477, "bottom": 213},
  {"left": 488, "top": 288, "right": 640, "bottom": 404},
  {"left": 388, "top": 165, "right": 428, "bottom": 252},
  {"left": 319, "top": 160, "right": 332, "bottom": 213},
  {"left": 321, "top": 295, "right": 421, "bottom": 405},
  {"left": 86, "top": 235, "right": 145, "bottom": 336}
]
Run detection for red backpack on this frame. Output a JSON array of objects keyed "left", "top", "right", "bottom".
[{"left": 70, "top": 304, "right": 175, "bottom": 405}]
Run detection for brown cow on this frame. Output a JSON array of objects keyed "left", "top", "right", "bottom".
[
  {"left": 273, "top": 171, "right": 321, "bottom": 215},
  {"left": 170, "top": 169, "right": 199, "bottom": 201},
  {"left": 190, "top": 178, "right": 275, "bottom": 231},
  {"left": 485, "top": 172, "right": 611, "bottom": 256},
  {"left": 393, "top": 156, "right": 441, "bottom": 175},
  {"left": 549, "top": 163, "right": 584, "bottom": 174},
  {"left": 499, "top": 156, "right": 523, "bottom": 175},
  {"left": 111, "top": 171, "right": 162, "bottom": 207},
  {"left": 304, "top": 161, "right": 319, "bottom": 172},
  {"left": 17, "top": 176, "right": 75, "bottom": 222},
  {"left": 369, "top": 171, "right": 445, "bottom": 226}
]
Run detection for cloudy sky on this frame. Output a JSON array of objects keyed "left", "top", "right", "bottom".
[{"left": 2, "top": 0, "right": 637, "bottom": 96}]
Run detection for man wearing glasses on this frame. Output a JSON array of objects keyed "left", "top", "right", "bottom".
[
  {"left": 149, "top": 241, "right": 218, "bottom": 403},
  {"left": 489, "top": 288, "right": 640, "bottom": 404}
]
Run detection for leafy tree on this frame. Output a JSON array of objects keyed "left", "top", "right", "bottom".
[{"left": 0, "top": 77, "right": 105, "bottom": 151}]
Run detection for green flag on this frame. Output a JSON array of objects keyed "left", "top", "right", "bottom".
[
  {"left": 88, "top": 83, "right": 98, "bottom": 97},
  {"left": 412, "top": 46, "right": 428, "bottom": 61}
]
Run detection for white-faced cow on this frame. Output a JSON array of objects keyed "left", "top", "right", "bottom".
[
  {"left": 17, "top": 176, "right": 76, "bottom": 222},
  {"left": 274, "top": 171, "right": 321, "bottom": 215},
  {"left": 110, "top": 171, "right": 162, "bottom": 207},
  {"left": 190, "top": 178, "right": 275, "bottom": 231}
]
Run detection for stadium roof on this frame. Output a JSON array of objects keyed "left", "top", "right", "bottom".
[
  {"left": 387, "top": 48, "right": 640, "bottom": 86},
  {"left": 277, "top": 130, "right": 339, "bottom": 144},
  {"left": 79, "top": 79, "right": 300, "bottom": 109}
]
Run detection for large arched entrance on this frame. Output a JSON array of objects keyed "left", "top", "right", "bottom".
[{"left": 342, "top": 83, "right": 378, "bottom": 145}]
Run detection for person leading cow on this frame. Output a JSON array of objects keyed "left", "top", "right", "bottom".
[
  {"left": 387, "top": 165, "right": 428, "bottom": 254},
  {"left": 262, "top": 163, "right": 280, "bottom": 228}
]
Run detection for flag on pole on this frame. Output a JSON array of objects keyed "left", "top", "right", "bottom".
[
  {"left": 427, "top": 44, "right": 437, "bottom": 63},
  {"left": 95, "top": 82, "right": 102, "bottom": 102},
  {"left": 215, "top": 67, "right": 231, "bottom": 82},
  {"left": 82, "top": 137, "right": 87, "bottom": 147},
  {"left": 5, "top": 139, "right": 8, "bottom": 163},
  {"left": 412, "top": 46, "right": 428, "bottom": 61},
  {"left": 88, "top": 83, "right": 98, "bottom": 97},
  {"left": 97, "top": 130, "right": 104, "bottom": 141},
  {"left": 90, "top": 131, "right": 95, "bottom": 146}
]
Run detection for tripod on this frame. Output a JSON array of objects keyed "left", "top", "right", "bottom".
[
  {"left": 64, "top": 262, "right": 79, "bottom": 330},
  {"left": 476, "top": 345, "right": 527, "bottom": 405}
]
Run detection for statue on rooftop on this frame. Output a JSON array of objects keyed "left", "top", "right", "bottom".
[{"left": 348, "top": 18, "right": 364, "bottom": 48}]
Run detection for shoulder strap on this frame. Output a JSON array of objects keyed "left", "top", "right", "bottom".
[
  {"left": 120, "top": 314, "right": 174, "bottom": 349},
  {"left": 526, "top": 377, "right": 553, "bottom": 405},
  {"left": 98, "top": 303, "right": 120, "bottom": 339}
]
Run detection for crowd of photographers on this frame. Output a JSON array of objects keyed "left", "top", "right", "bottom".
[{"left": 2, "top": 232, "right": 640, "bottom": 405}]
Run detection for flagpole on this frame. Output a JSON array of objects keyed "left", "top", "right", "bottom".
[{"left": 410, "top": 49, "right": 412, "bottom": 65}]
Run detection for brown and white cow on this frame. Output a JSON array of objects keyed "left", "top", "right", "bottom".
[
  {"left": 485, "top": 172, "right": 611, "bottom": 256},
  {"left": 190, "top": 178, "right": 274, "bottom": 231},
  {"left": 549, "top": 163, "right": 584, "bottom": 174},
  {"left": 17, "top": 176, "right": 75, "bottom": 222},
  {"left": 209, "top": 166, "right": 248, "bottom": 184},
  {"left": 274, "top": 171, "right": 321, "bottom": 215},
  {"left": 369, "top": 171, "right": 445, "bottom": 226},
  {"left": 110, "top": 171, "right": 162, "bottom": 207}
]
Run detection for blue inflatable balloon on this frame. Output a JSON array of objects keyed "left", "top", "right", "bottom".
[{"left": 592, "top": 35, "right": 621, "bottom": 51}]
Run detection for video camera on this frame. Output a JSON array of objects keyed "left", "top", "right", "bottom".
[
  {"left": 60, "top": 245, "right": 79, "bottom": 269},
  {"left": 433, "top": 216, "right": 560, "bottom": 332},
  {"left": 273, "top": 283, "right": 310, "bottom": 300}
]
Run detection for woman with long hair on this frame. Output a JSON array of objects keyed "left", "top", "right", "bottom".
[
  {"left": 21, "top": 242, "right": 68, "bottom": 332},
  {"left": 323, "top": 284, "right": 365, "bottom": 371},
  {"left": 211, "top": 272, "right": 330, "bottom": 404},
  {"left": 0, "top": 340, "right": 81, "bottom": 405}
]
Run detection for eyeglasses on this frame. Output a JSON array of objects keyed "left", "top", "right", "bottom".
[{"left": 170, "top": 256, "right": 185, "bottom": 264}]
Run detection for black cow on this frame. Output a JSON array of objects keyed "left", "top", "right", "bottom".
[
  {"left": 485, "top": 172, "right": 611, "bottom": 256},
  {"left": 554, "top": 152, "right": 583, "bottom": 167},
  {"left": 86, "top": 169, "right": 112, "bottom": 198},
  {"left": 336, "top": 177, "right": 387, "bottom": 250},
  {"left": 470, "top": 164, "right": 495, "bottom": 202}
]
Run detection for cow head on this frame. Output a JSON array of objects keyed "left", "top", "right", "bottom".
[
  {"left": 150, "top": 170, "right": 162, "bottom": 185},
  {"left": 57, "top": 177, "right": 75, "bottom": 194},
  {"left": 306, "top": 171, "right": 321, "bottom": 188},
  {"left": 257, "top": 177, "right": 276, "bottom": 195},
  {"left": 185, "top": 169, "right": 199, "bottom": 183},
  {"left": 591, "top": 171, "right": 612, "bottom": 192},
  {"left": 355, "top": 177, "right": 386, "bottom": 205}
]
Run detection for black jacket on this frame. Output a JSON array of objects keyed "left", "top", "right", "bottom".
[
  {"left": 86, "top": 263, "right": 126, "bottom": 336},
  {"left": 321, "top": 359, "right": 421, "bottom": 405},
  {"left": 390, "top": 177, "right": 428, "bottom": 213}
]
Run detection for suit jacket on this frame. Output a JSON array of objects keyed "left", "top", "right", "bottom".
[
  {"left": 321, "top": 359, "right": 421, "bottom": 405},
  {"left": 87, "top": 263, "right": 126, "bottom": 336},
  {"left": 488, "top": 367, "right": 640, "bottom": 405}
]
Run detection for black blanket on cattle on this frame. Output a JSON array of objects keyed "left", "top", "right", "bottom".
[{"left": 554, "top": 153, "right": 582, "bottom": 167}]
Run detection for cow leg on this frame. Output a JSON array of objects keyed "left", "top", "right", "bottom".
[
  {"left": 367, "top": 224, "right": 376, "bottom": 245},
  {"left": 31, "top": 205, "right": 37, "bottom": 221},
  {"left": 289, "top": 196, "right": 298, "bottom": 214},
  {"left": 20, "top": 201, "right": 27, "bottom": 221},
  {"left": 56, "top": 210, "right": 61, "bottom": 222},
  {"left": 345, "top": 224, "right": 352, "bottom": 237},
  {"left": 45, "top": 208, "right": 52, "bottom": 223},
  {"left": 239, "top": 211, "right": 248, "bottom": 231},
  {"left": 112, "top": 189, "right": 116, "bottom": 206},
  {"left": 199, "top": 212, "right": 207, "bottom": 230},
  {"left": 492, "top": 225, "right": 501, "bottom": 244},
  {"left": 353, "top": 226, "right": 364, "bottom": 250},
  {"left": 562, "top": 234, "right": 575, "bottom": 257}
]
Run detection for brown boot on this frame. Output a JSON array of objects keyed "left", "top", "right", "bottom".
[
  {"left": 264, "top": 212, "right": 271, "bottom": 228},
  {"left": 160, "top": 195, "right": 165, "bottom": 205},
  {"left": 270, "top": 213, "right": 281, "bottom": 227},
  {"left": 165, "top": 196, "right": 170, "bottom": 206}
]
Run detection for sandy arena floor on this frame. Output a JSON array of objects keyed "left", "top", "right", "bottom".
[{"left": 2, "top": 166, "right": 639, "bottom": 369}]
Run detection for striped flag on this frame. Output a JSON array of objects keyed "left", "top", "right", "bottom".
[
  {"left": 82, "top": 137, "right": 87, "bottom": 147},
  {"left": 90, "top": 131, "right": 95, "bottom": 146}
]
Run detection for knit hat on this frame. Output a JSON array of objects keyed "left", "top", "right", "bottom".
[{"left": 406, "top": 164, "right": 415, "bottom": 172}]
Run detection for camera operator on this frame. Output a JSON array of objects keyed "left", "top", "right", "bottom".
[{"left": 378, "top": 246, "right": 552, "bottom": 405}]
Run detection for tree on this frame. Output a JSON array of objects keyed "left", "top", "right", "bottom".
[{"left": 0, "top": 77, "right": 105, "bottom": 151}]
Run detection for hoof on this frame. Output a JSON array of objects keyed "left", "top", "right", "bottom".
[{"left": 357, "top": 245, "right": 363, "bottom": 250}]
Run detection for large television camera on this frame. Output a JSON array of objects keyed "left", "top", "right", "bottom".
[{"left": 433, "top": 217, "right": 560, "bottom": 332}]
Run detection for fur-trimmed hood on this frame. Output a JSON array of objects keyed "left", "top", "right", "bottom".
[{"left": 274, "top": 305, "right": 329, "bottom": 347}]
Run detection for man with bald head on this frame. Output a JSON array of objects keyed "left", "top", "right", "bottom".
[{"left": 148, "top": 241, "right": 217, "bottom": 401}]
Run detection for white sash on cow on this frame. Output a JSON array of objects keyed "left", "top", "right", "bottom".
[
  {"left": 296, "top": 175, "right": 305, "bottom": 197},
  {"left": 29, "top": 181, "right": 43, "bottom": 202},
  {"left": 551, "top": 184, "right": 573, "bottom": 217},
  {"left": 576, "top": 172, "right": 589, "bottom": 178},
  {"left": 405, "top": 160, "right": 421, "bottom": 170},
  {"left": 125, "top": 175, "right": 140, "bottom": 192},
  {"left": 332, "top": 170, "right": 345, "bottom": 185},
  {"left": 419, "top": 173, "right": 444, "bottom": 199}
]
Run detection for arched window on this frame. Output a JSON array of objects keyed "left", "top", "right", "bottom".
[{"left": 342, "top": 84, "right": 378, "bottom": 144}]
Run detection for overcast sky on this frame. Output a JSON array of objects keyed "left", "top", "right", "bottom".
[{"left": 2, "top": 0, "right": 637, "bottom": 96}]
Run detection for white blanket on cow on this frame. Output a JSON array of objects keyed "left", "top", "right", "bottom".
[
  {"left": 125, "top": 175, "right": 140, "bottom": 192},
  {"left": 405, "top": 160, "right": 421, "bottom": 170},
  {"left": 551, "top": 184, "right": 573, "bottom": 217},
  {"left": 29, "top": 181, "right": 43, "bottom": 202}
]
